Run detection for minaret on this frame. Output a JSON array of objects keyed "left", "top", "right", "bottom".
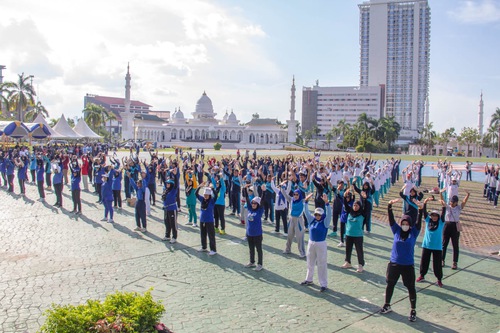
[
  {"left": 478, "top": 91, "right": 484, "bottom": 137},
  {"left": 286, "top": 76, "right": 298, "bottom": 144},
  {"left": 121, "top": 63, "right": 134, "bottom": 140},
  {"left": 424, "top": 96, "right": 430, "bottom": 127}
]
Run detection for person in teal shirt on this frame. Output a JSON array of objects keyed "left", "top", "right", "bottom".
[{"left": 341, "top": 188, "right": 366, "bottom": 273}]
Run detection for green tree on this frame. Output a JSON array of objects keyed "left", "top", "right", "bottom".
[
  {"left": 303, "top": 129, "right": 312, "bottom": 146},
  {"left": 419, "top": 122, "right": 436, "bottom": 155},
  {"left": 325, "top": 131, "right": 333, "bottom": 150},
  {"left": 458, "top": 127, "right": 480, "bottom": 157},
  {"left": 2, "top": 73, "right": 36, "bottom": 121},
  {"left": 0, "top": 83, "right": 10, "bottom": 117},
  {"left": 490, "top": 107, "right": 500, "bottom": 155},
  {"left": 48, "top": 118, "right": 58, "bottom": 127},
  {"left": 83, "top": 103, "right": 108, "bottom": 131},
  {"left": 25, "top": 101, "right": 49, "bottom": 122},
  {"left": 311, "top": 125, "right": 320, "bottom": 149},
  {"left": 483, "top": 123, "right": 498, "bottom": 152},
  {"left": 252, "top": 113, "right": 260, "bottom": 119}
]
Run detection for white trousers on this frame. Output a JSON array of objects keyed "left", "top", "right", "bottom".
[
  {"left": 305, "top": 240, "right": 328, "bottom": 288},
  {"left": 145, "top": 187, "right": 151, "bottom": 215},
  {"left": 82, "top": 175, "right": 89, "bottom": 191}
]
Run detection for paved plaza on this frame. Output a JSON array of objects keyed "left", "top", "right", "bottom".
[{"left": 0, "top": 160, "right": 499, "bottom": 332}]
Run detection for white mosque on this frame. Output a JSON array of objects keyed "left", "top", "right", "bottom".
[{"left": 117, "top": 66, "right": 294, "bottom": 149}]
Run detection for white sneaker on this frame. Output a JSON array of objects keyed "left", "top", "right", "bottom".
[
  {"left": 208, "top": 251, "right": 217, "bottom": 256},
  {"left": 255, "top": 264, "right": 263, "bottom": 271},
  {"left": 141, "top": 228, "right": 147, "bottom": 232},
  {"left": 197, "top": 248, "right": 209, "bottom": 252},
  {"left": 357, "top": 265, "right": 364, "bottom": 273},
  {"left": 162, "top": 237, "right": 170, "bottom": 241},
  {"left": 244, "top": 262, "right": 256, "bottom": 268},
  {"left": 282, "top": 233, "right": 288, "bottom": 237},
  {"left": 108, "top": 219, "right": 114, "bottom": 223},
  {"left": 186, "top": 222, "right": 193, "bottom": 225},
  {"left": 299, "top": 253, "right": 306, "bottom": 258},
  {"left": 134, "top": 227, "right": 141, "bottom": 231},
  {"left": 170, "top": 239, "right": 177, "bottom": 244},
  {"left": 337, "top": 242, "right": 345, "bottom": 247}
]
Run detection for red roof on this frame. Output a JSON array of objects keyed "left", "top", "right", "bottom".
[{"left": 92, "top": 95, "right": 152, "bottom": 108}]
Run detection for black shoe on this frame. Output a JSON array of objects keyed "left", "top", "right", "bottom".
[
  {"left": 300, "top": 280, "right": 313, "bottom": 286},
  {"left": 320, "top": 287, "right": 328, "bottom": 292},
  {"left": 379, "top": 304, "right": 392, "bottom": 314},
  {"left": 408, "top": 309, "right": 416, "bottom": 322}
]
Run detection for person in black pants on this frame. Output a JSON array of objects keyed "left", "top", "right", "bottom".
[
  {"left": 130, "top": 178, "right": 147, "bottom": 232},
  {"left": 329, "top": 180, "right": 345, "bottom": 237},
  {"left": 441, "top": 191, "right": 470, "bottom": 270},
  {"left": 379, "top": 198, "right": 424, "bottom": 322}
]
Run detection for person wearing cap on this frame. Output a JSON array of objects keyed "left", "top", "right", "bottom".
[
  {"left": 281, "top": 187, "right": 306, "bottom": 258},
  {"left": 301, "top": 193, "right": 331, "bottom": 292},
  {"left": 94, "top": 159, "right": 105, "bottom": 204},
  {"left": 341, "top": 189, "right": 366, "bottom": 272},
  {"left": 379, "top": 198, "right": 424, "bottom": 322},
  {"left": 416, "top": 201, "right": 446, "bottom": 287},
  {"left": 196, "top": 185, "right": 219, "bottom": 255},
  {"left": 101, "top": 171, "right": 114, "bottom": 223},
  {"left": 243, "top": 189, "right": 266, "bottom": 271},
  {"left": 162, "top": 175, "right": 179, "bottom": 244},
  {"left": 440, "top": 190, "right": 470, "bottom": 270},
  {"left": 69, "top": 162, "right": 82, "bottom": 214}
]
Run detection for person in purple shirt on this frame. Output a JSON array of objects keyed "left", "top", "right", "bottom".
[
  {"left": 244, "top": 187, "right": 266, "bottom": 271},
  {"left": 69, "top": 163, "right": 82, "bottom": 214},
  {"left": 36, "top": 155, "right": 46, "bottom": 202},
  {"left": 379, "top": 197, "right": 425, "bottom": 323},
  {"left": 101, "top": 172, "right": 114, "bottom": 223}
]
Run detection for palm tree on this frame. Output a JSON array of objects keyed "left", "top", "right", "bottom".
[
  {"left": 419, "top": 122, "right": 436, "bottom": 155},
  {"left": 378, "top": 116, "right": 400, "bottom": 151},
  {"left": 0, "top": 83, "right": 10, "bottom": 117},
  {"left": 2, "top": 73, "right": 36, "bottom": 121},
  {"left": 325, "top": 131, "right": 333, "bottom": 150},
  {"left": 458, "top": 127, "right": 480, "bottom": 157},
  {"left": 48, "top": 118, "right": 58, "bottom": 127},
  {"left": 25, "top": 101, "right": 49, "bottom": 122},
  {"left": 104, "top": 110, "right": 117, "bottom": 140},
  {"left": 83, "top": 103, "right": 108, "bottom": 131},
  {"left": 484, "top": 123, "right": 498, "bottom": 152},
  {"left": 490, "top": 107, "right": 500, "bottom": 155}
]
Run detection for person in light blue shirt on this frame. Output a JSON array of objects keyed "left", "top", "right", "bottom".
[
  {"left": 341, "top": 188, "right": 366, "bottom": 273},
  {"left": 416, "top": 203, "right": 446, "bottom": 287},
  {"left": 301, "top": 193, "right": 331, "bottom": 292}
]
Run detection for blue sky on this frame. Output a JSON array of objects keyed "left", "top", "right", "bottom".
[{"left": 0, "top": 0, "right": 499, "bottom": 134}]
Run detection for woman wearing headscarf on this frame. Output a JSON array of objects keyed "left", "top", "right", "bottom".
[
  {"left": 244, "top": 187, "right": 266, "bottom": 271},
  {"left": 196, "top": 184, "right": 219, "bottom": 255},
  {"left": 281, "top": 186, "right": 306, "bottom": 258},
  {"left": 301, "top": 193, "right": 331, "bottom": 292},
  {"left": 441, "top": 191, "right": 470, "bottom": 270},
  {"left": 341, "top": 188, "right": 365, "bottom": 273},
  {"left": 416, "top": 199, "right": 446, "bottom": 287},
  {"left": 162, "top": 175, "right": 179, "bottom": 244},
  {"left": 379, "top": 197, "right": 425, "bottom": 322}
]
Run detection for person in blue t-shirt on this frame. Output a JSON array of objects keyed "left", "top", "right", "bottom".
[
  {"left": 196, "top": 186, "right": 219, "bottom": 255},
  {"left": 52, "top": 163, "right": 64, "bottom": 207},
  {"left": 416, "top": 201, "right": 446, "bottom": 287},
  {"left": 243, "top": 184, "right": 267, "bottom": 271},
  {"left": 101, "top": 173, "right": 114, "bottom": 223},
  {"left": 69, "top": 163, "right": 82, "bottom": 214},
  {"left": 379, "top": 197, "right": 426, "bottom": 322},
  {"left": 301, "top": 193, "right": 331, "bottom": 292}
]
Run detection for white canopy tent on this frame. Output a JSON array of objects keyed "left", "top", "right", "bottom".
[
  {"left": 33, "top": 114, "right": 64, "bottom": 138},
  {"left": 52, "top": 114, "right": 82, "bottom": 139},
  {"left": 73, "top": 118, "right": 102, "bottom": 139}
]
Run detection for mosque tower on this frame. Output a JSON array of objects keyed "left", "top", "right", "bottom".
[
  {"left": 286, "top": 76, "right": 298, "bottom": 143},
  {"left": 478, "top": 92, "right": 484, "bottom": 137},
  {"left": 121, "top": 63, "right": 134, "bottom": 140}
]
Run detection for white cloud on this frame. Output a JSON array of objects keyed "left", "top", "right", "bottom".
[
  {"left": 0, "top": 0, "right": 277, "bottom": 123},
  {"left": 449, "top": 0, "right": 500, "bottom": 24}
]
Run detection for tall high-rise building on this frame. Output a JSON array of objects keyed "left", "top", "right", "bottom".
[{"left": 359, "top": 0, "right": 431, "bottom": 140}]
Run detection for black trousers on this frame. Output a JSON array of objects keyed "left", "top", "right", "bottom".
[
  {"left": 263, "top": 198, "right": 274, "bottom": 221},
  {"left": 230, "top": 188, "right": 240, "bottom": 214},
  {"left": 332, "top": 208, "right": 341, "bottom": 232},
  {"left": 247, "top": 235, "right": 263, "bottom": 265},
  {"left": 37, "top": 180, "right": 45, "bottom": 199},
  {"left": 30, "top": 170, "right": 36, "bottom": 183},
  {"left": 385, "top": 262, "right": 416, "bottom": 309},
  {"left": 419, "top": 248, "right": 443, "bottom": 280},
  {"left": 214, "top": 204, "right": 226, "bottom": 230},
  {"left": 113, "top": 190, "right": 122, "bottom": 208},
  {"left": 148, "top": 183, "right": 156, "bottom": 205},
  {"left": 45, "top": 173, "right": 52, "bottom": 187},
  {"left": 200, "top": 222, "right": 216, "bottom": 251},
  {"left": 340, "top": 223, "right": 346, "bottom": 243},
  {"left": 18, "top": 177, "right": 25, "bottom": 194},
  {"left": 7, "top": 174, "right": 14, "bottom": 192},
  {"left": 442, "top": 222, "right": 460, "bottom": 263},
  {"left": 164, "top": 210, "right": 177, "bottom": 239},
  {"left": 345, "top": 236, "right": 365, "bottom": 266},
  {"left": 95, "top": 183, "right": 102, "bottom": 202},
  {"left": 72, "top": 189, "right": 81, "bottom": 212},
  {"left": 466, "top": 170, "right": 472, "bottom": 181},
  {"left": 275, "top": 208, "right": 288, "bottom": 233},
  {"left": 135, "top": 200, "right": 147, "bottom": 228},
  {"left": 54, "top": 183, "right": 63, "bottom": 206}
]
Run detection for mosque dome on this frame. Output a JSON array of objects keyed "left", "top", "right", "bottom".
[
  {"left": 195, "top": 91, "right": 214, "bottom": 114},
  {"left": 174, "top": 108, "right": 185, "bottom": 119},
  {"left": 228, "top": 111, "right": 238, "bottom": 123},
  {"left": 222, "top": 111, "right": 228, "bottom": 122}
]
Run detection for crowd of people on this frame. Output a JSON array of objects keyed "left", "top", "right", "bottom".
[{"left": 0, "top": 145, "right": 480, "bottom": 322}]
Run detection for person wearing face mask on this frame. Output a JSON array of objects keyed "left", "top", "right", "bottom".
[
  {"left": 301, "top": 193, "right": 331, "bottom": 292},
  {"left": 441, "top": 192, "right": 470, "bottom": 270},
  {"left": 416, "top": 201, "right": 446, "bottom": 287},
  {"left": 379, "top": 198, "right": 424, "bottom": 322},
  {"left": 341, "top": 188, "right": 366, "bottom": 272}
]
